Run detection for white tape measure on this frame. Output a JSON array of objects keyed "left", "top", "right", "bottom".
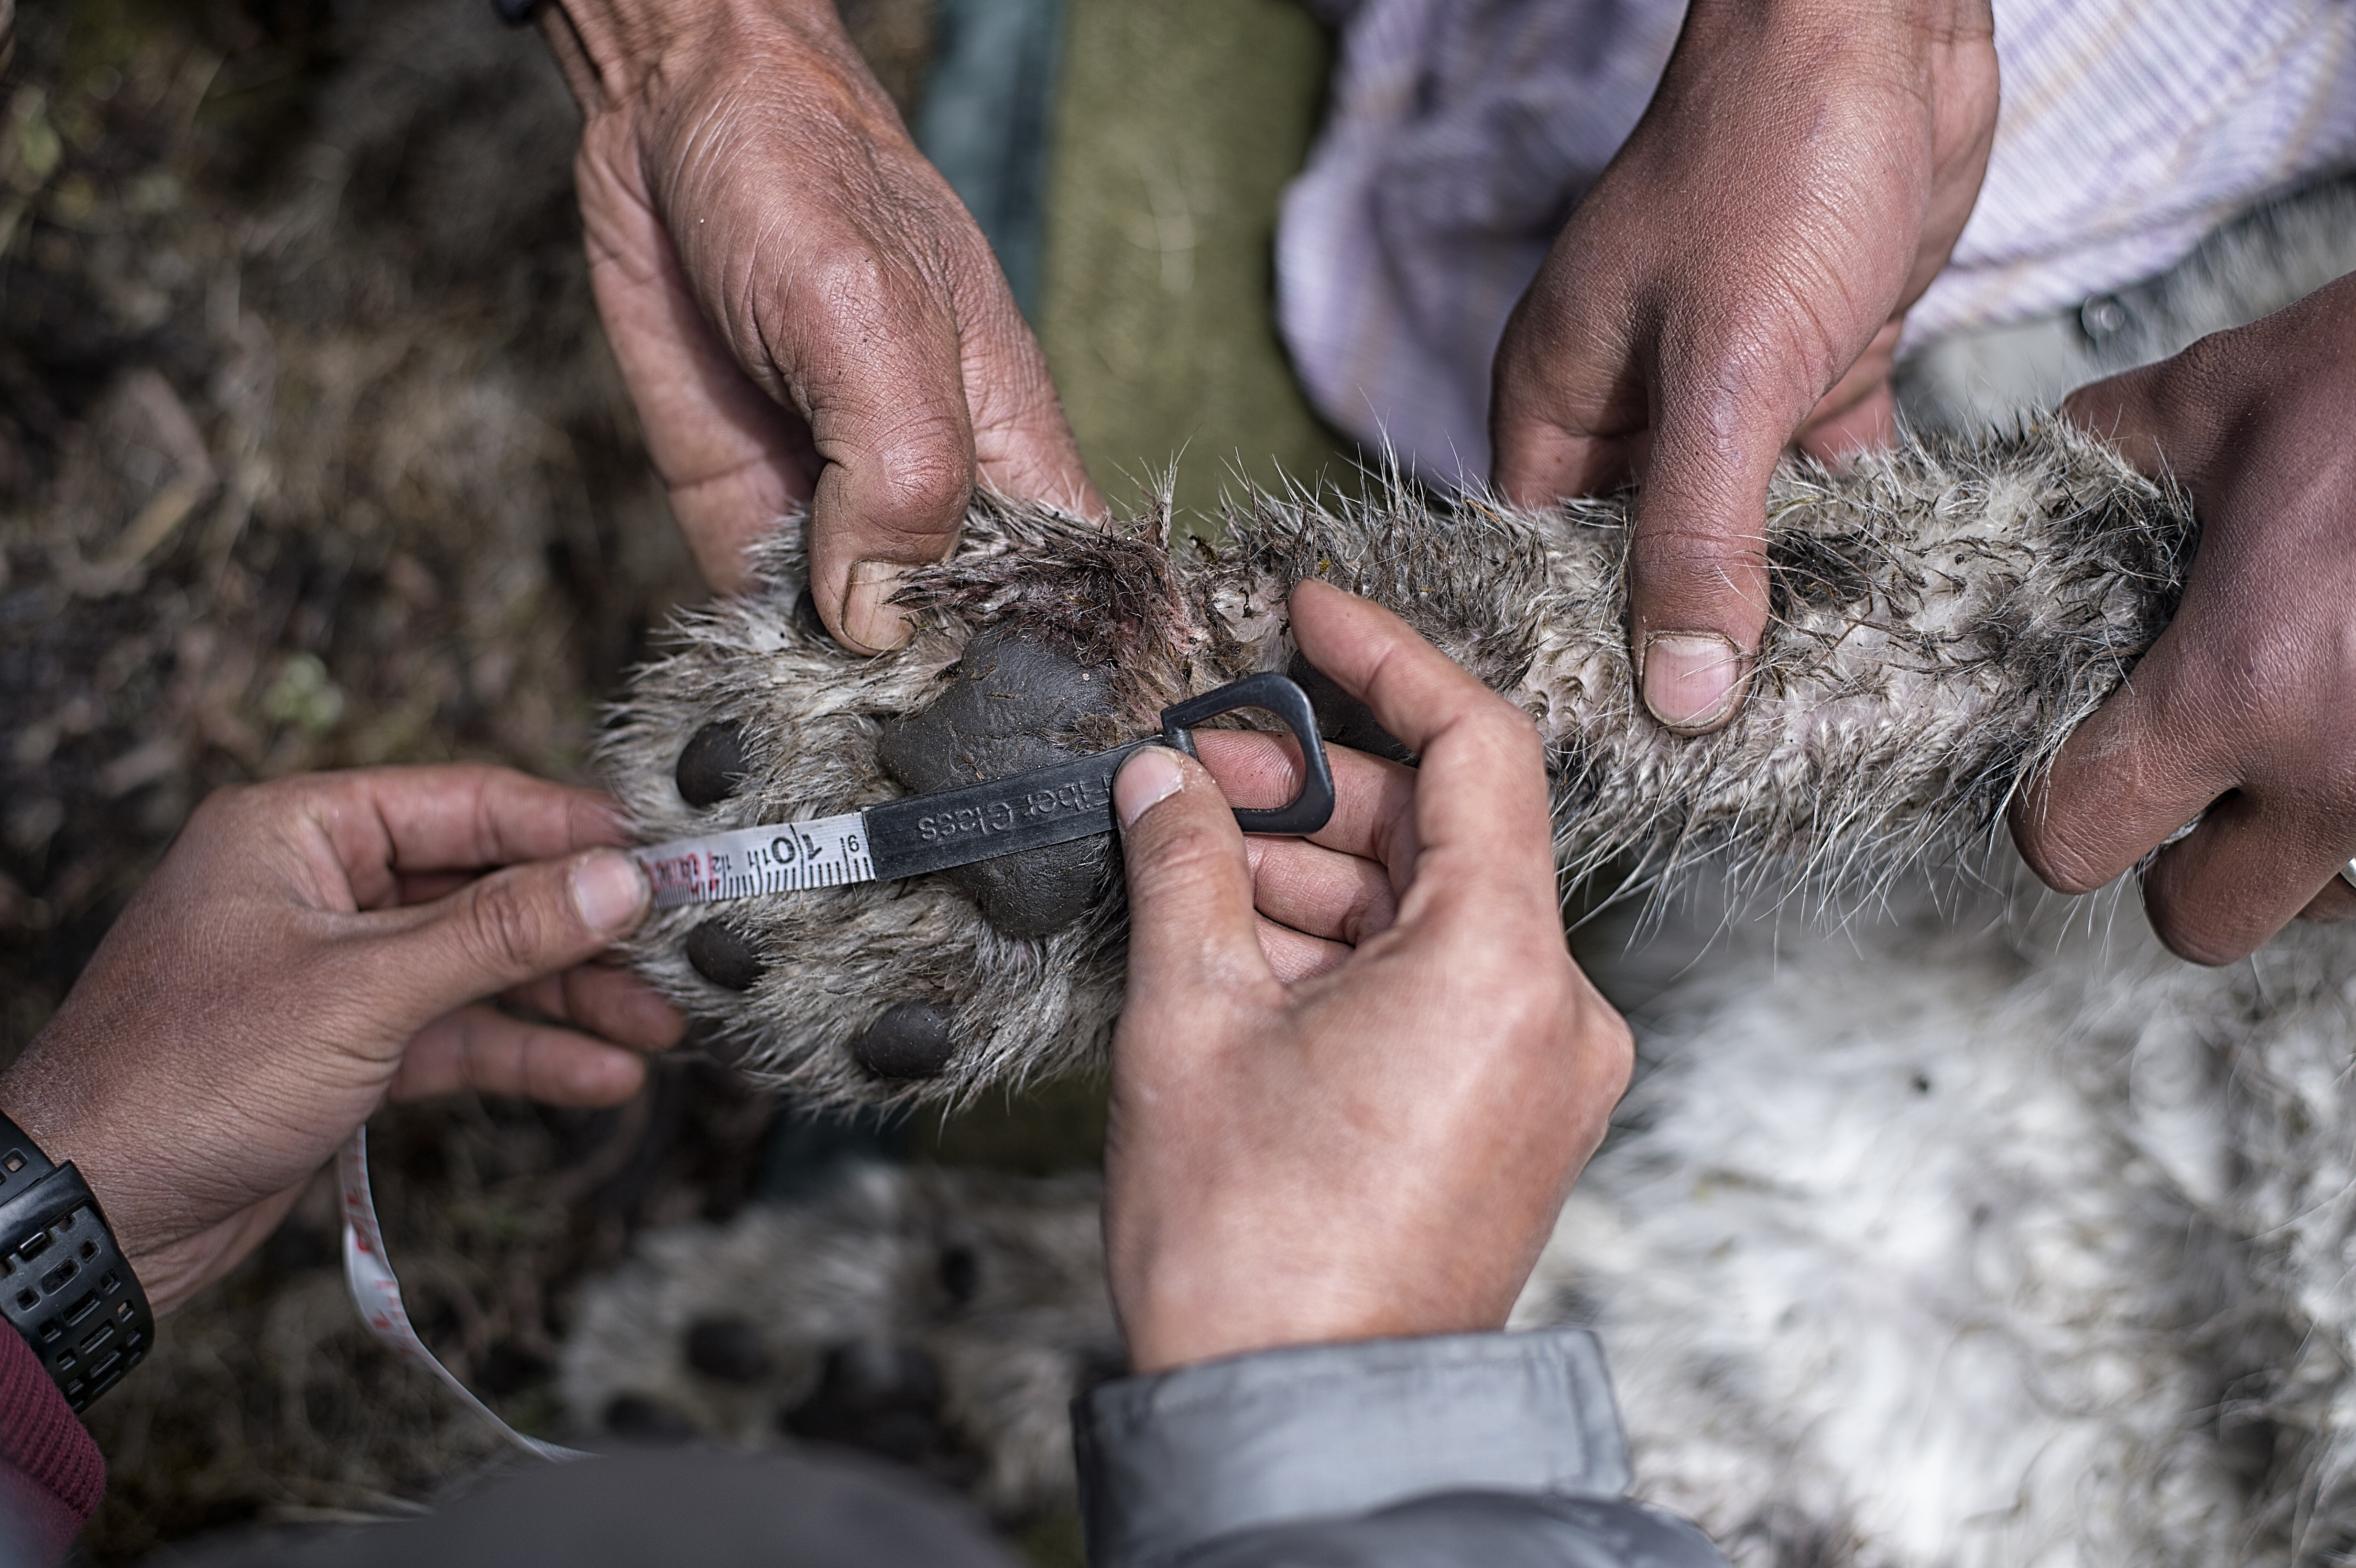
[
  {"left": 339, "top": 1129, "right": 586, "bottom": 1463},
  {"left": 625, "top": 672, "right": 1339, "bottom": 912},
  {"left": 336, "top": 673, "right": 1340, "bottom": 1456},
  {"left": 637, "top": 813, "right": 873, "bottom": 909}
]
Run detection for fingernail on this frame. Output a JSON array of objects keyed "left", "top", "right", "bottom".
[
  {"left": 1114, "top": 746, "right": 1187, "bottom": 828},
  {"left": 574, "top": 850, "right": 650, "bottom": 933},
  {"left": 842, "top": 560, "right": 913, "bottom": 653},
  {"left": 1642, "top": 633, "right": 1745, "bottom": 730}
]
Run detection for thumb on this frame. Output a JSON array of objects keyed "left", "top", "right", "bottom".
[
  {"left": 1115, "top": 747, "right": 1275, "bottom": 1020},
  {"left": 779, "top": 227, "right": 982, "bottom": 655},
  {"left": 1621, "top": 378, "right": 1784, "bottom": 736},
  {"left": 1488, "top": 271, "right": 1777, "bottom": 736},
  {"left": 371, "top": 849, "right": 653, "bottom": 1024}
]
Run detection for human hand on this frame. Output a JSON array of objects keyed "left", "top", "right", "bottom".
[
  {"left": 1102, "top": 582, "right": 1632, "bottom": 1373},
  {"left": 0, "top": 766, "right": 683, "bottom": 1314},
  {"left": 1491, "top": 0, "right": 1996, "bottom": 732},
  {"left": 2011, "top": 274, "right": 2356, "bottom": 964},
  {"left": 540, "top": 0, "right": 1099, "bottom": 647}
]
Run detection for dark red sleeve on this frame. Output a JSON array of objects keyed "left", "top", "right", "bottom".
[{"left": 0, "top": 1325, "right": 103, "bottom": 1564}]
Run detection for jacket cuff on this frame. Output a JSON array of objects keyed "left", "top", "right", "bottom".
[{"left": 1074, "top": 1327, "right": 1629, "bottom": 1568}]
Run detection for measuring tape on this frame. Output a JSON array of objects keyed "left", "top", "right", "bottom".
[
  {"left": 631, "top": 672, "right": 1338, "bottom": 911},
  {"left": 339, "top": 1129, "right": 586, "bottom": 1462},
  {"left": 335, "top": 673, "right": 1335, "bottom": 1456},
  {"left": 637, "top": 812, "right": 873, "bottom": 908}
]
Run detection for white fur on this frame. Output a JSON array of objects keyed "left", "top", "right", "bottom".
[
  {"left": 563, "top": 875, "right": 2356, "bottom": 1563},
  {"left": 1518, "top": 870, "right": 2353, "bottom": 1566}
]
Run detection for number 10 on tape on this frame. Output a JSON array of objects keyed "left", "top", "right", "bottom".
[
  {"left": 626, "top": 672, "right": 1341, "bottom": 913},
  {"left": 638, "top": 813, "right": 874, "bottom": 907}
]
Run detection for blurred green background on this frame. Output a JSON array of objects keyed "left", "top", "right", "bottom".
[{"left": 1039, "top": 0, "right": 1354, "bottom": 519}]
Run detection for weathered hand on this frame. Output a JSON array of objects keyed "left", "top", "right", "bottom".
[
  {"left": 1492, "top": 0, "right": 1996, "bottom": 731},
  {"left": 1103, "top": 582, "right": 1631, "bottom": 1372},
  {"left": 0, "top": 767, "right": 681, "bottom": 1314},
  {"left": 541, "top": 0, "right": 1098, "bottom": 648},
  {"left": 2013, "top": 274, "right": 2356, "bottom": 964}
]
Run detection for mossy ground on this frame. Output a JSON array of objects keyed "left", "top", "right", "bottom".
[{"left": 0, "top": 1, "right": 1332, "bottom": 1560}]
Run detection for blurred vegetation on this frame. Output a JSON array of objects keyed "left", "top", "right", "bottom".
[
  {"left": 0, "top": 0, "right": 695, "bottom": 1064},
  {"left": 0, "top": 1, "right": 728, "bottom": 1555},
  {"left": 0, "top": 0, "right": 1333, "bottom": 1560}
]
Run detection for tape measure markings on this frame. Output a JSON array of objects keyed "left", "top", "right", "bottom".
[{"left": 633, "top": 812, "right": 873, "bottom": 909}]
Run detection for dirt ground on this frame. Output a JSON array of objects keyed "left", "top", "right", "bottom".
[
  {"left": 0, "top": 0, "right": 1341, "bottom": 1560},
  {"left": 0, "top": 1, "right": 737, "bottom": 1555}
]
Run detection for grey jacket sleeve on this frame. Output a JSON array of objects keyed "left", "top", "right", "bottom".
[{"left": 1072, "top": 1328, "right": 1726, "bottom": 1568}]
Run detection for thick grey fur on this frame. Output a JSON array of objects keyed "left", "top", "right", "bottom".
[
  {"left": 603, "top": 421, "right": 2189, "bottom": 1107},
  {"left": 579, "top": 162, "right": 2356, "bottom": 1568}
]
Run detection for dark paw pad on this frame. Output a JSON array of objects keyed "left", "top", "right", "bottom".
[
  {"left": 781, "top": 1342, "right": 971, "bottom": 1478},
  {"left": 854, "top": 1002, "right": 957, "bottom": 1080},
  {"left": 878, "top": 627, "right": 1123, "bottom": 937},
  {"left": 938, "top": 1245, "right": 980, "bottom": 1307},
  {"left": 676, "top": 720, "right": 750, "bottom": 807},
  {"left": 685, "top": 920, "right": 763, "bottom": 991},
  {"left": 685, "top": 1316, "right": 772, "bottom": 1383},
  {"left": 603, "top": 1393, "right": 698, "bottom": 1442}
]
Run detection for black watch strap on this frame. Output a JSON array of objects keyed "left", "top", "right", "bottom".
[{"left": 0, "top": 1111, "right": 153, "bottom": 1412}]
